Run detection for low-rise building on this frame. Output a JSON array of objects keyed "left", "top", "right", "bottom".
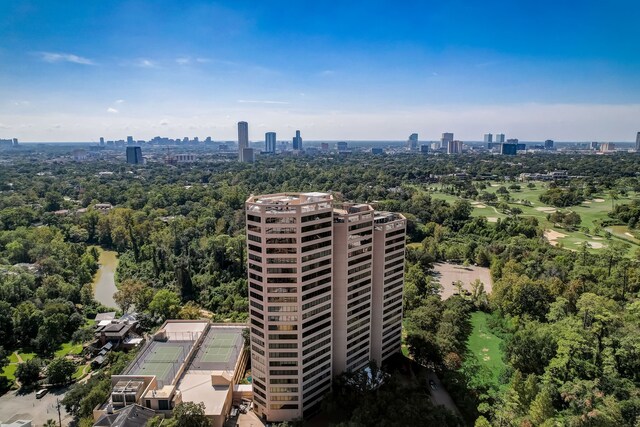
[{"left": 93, "top": 321, "right": 248, "bottom": 427}]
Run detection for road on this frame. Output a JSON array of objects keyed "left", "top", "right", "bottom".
[{"left": 0, "top": 387, "right": 73, "bottom": 426}]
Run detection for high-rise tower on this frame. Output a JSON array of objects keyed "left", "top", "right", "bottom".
[
  {"left": 238, "top": 121, "right": 249, "bottom": 161},
  {"left": 246, "top": 193, "right": 406, "bottom": 422},
  {"left": 265, "top": 132, "right": 277, "bottom": 153}
]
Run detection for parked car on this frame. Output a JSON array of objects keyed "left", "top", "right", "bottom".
[{"left": 36, "top": 389, "right": 48, "bottom": 399}]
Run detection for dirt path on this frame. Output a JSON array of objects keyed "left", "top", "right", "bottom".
[{"left": 432, "top": 262, "right": 493, "bottom": 299}]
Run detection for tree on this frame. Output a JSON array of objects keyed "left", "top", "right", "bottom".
[
  {"left": 149, "top": 289, "right": 181, "bottom": 321},
  {"left": 15, "top": 358, "right": 41, "bottom": 387},
  {"left": 528, "top": 388, "right": 555, "bottom": 425},
  {"left": 178, "top": 301, "right": 201, "bottom": 320},
  {"left": 47, "top": 357, "right": 76, "bottom": 385},
  {"left": 114, "top": 279, "right": 152, "bottom": 313},
  {"left": 169, "top": 401, "right": 209, "bottom": 427}
]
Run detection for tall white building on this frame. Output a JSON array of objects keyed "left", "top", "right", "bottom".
[
  {"left": 246, "top": 193, "right": 406, "bottom": 422},
  {"left": 238, "top": 121, "right": 249, "bottom": 161},
  {"left": 636, "top": 132, "right": 640, "bottom": 152},
  {"left": 495, "top": 133, "right": 506, "bottom": 143}
]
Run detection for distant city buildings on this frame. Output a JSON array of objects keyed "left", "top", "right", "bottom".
[
  {"left": 501, "top": 142, "right": 517, "bottom": 155},
  {"left": 495, "top": 133, "right": 506, "bottom": 143},
  {"left": 544, "top": 139, "right": 554, "bottom": 150},
  {"left": 238, "top": 121, "right": 249, "bottom": 161},
  {"left": 337, "top": 141, "right": 348, "bottom": 151},
  {"left": 292, "top": 130, "right": 303, "bottom": 150},
  {"left": 126, "top": 146, "right": 143, "bottom": 164},
  {"left": 126, "top": 136, "right": 134, "bottom": 145},
  {"left": 420, "top": 144, "right": 429, "bottom": 153},
  {"left": 441, "top": 132, "right": 454, "bottom": 150},
  {"left": 447, "top": 140, "right": 463, "bottom": 154},
  {"left": 371, "top": 147, "right": 384, "bottom": 154},
  {"left": 483, "top": 133, "right": 493, "bottom": 143},
  {"left": 321, "top": 142, "right": 329, "bottom": 151},
  {"left": 0, "top": 138, "right": 18, "bottom": 147},
  {"left": 242, "top": 147, "right": 255, "bottom": 163},
  {"left": 636, "top": 132, "right": 640, "bottom": 152},
  {"left": 99, "top": 137, "right": 105, "bottom": 146},
  {"left": 600, "top": 142, "right": 615, "bottom": 152},
  {"left": 407, "top": 133, "right": 418, "bottom": 150},
  {"left": 265, "top": 132, "right": 276, "bottom": 153}
]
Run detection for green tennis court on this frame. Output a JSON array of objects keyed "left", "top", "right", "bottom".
[
  {"left": 136, "top": 361, "right": 173, "bottom": 380},
  {"left": 201, "top": 334, "right": 237, "bottom": 363},
  {"left": 147, "top": 345, "right": 183, "bottom": 362}
]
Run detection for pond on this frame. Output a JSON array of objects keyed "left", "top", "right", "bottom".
[{"left": 92, "top": 249, "right": 119, "bottom": 309}]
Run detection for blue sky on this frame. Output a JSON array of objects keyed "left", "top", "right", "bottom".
[{"left": 1, "top": 0, "right": 639, "bottom": 141}]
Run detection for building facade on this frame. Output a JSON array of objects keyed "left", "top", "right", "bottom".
[
  {"left": 636, "top": 132, "right": 640, "bottom": 152},
  {"left": 292, "top": 130, "right": 303, "bottom": 151},
  {"left": 246, "top": 193, "right": 406, "bottom": 422},
  {"left": 126, "top": 146, "right": 143, "bottom": 164},
  {"left": 265, "top": 132, "right": 277, "bottom": 153},
  {"left": 238, "top": 121, "right": 249, "bottom": 161}
]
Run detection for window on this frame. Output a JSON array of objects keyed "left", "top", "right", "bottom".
[
  {"left": 248, "top": 234, "right": 262, "bottom": 243},
  {"left": 301, "top": 211, "right": 332, "bottom": 223},
  {"left": 266, "top": 237, "right": 297, "bottom": 244},
  {"left": 247, "top": 214, "right": 261, "bottom": 223},
  {"left": 266, "top": 217, "right": 296, "bottom": 224},
  {"left": 158, "top": 400, "right": 169, "bottom": 410}
]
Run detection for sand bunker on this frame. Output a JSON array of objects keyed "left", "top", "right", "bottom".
[
  {"left": 471, "top": 202, "right": 487, "bottom": 208},
  {"left": 544, "top": 229, "right": 567, "bottom": 246},
  {"left": 487, "top": 217, "right": 498, "bottom": 223},
  {"left": 575, "top": 241, "right": 605, "bottom": 249},
  {"left": 625, "top": 232, "right": 634, "bottom": 238},
  {"left": 593, "top": 198, "right": 605, "bottom": 202},
  {"left": 535, "top": 207, "right": 557, "bottom": 213}
]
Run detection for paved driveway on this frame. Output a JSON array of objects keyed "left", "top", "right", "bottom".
[
  {"left": 0, "top": 387, "right": 73, "bottom": 426},
  {"left": 427, "top": 371, "right": 462, "bottom": 417}
]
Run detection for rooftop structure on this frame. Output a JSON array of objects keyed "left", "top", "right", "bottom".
[{"left": 95, "top": 321, "right": 248, "bottom": 427}]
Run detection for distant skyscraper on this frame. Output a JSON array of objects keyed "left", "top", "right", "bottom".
[
  {"left": 484, "top": 133, "right": 493, "bottom": 144},
  {"left": 292, "top": 130, "right": 303, "bottom": 150},
  {"left": 495, "top": 133, "right": 506, "bottom": 143},
  {"left": 321, "top": 142, "right": 329, "bottom": 151},
  {"left": 238, "top": 121, "right": 249, "bottom": 161},
  {"left": 99, "top": 137, "right": 105, "bottom": 146},
  {"left": 126, "top": 146, "right": 143, "bottom": 164},
  {"left": 265, "top": 132, "right": 276, "bottom": 153},
  {"left": 441, "top": 132, "right": 454, "bottom": 149},
  {"left": 337, "top": 141, "right": 348, "bottom": 151},
  {"left": 420, "top": 144, "right": 429, "bottom": 153},
  {"left": 447, "top": 140, "right": 463, "bottom": 154},
  {"left": 127, "top": 136, "right": 134, "bottom": 145},
  {"left": 590, "top": 141, "right": 599, "bottom": 151},
  {"left": 636, "top": 132, "right": 640, "bottom": 152},
  {"left": 545, "top": 140, "right": 554, "bottom": 150},
  {"left": 242, "top": 147, "right": 255, "bottom": 163},
  {"left": 501, "top": 143, "right": 517, "bottom": 155},
  {"left": 12, "top": 138, "right": 18, "bottom": 147},
  {"left": 407, "top": 133, "right": 418, "bottom": 150}
]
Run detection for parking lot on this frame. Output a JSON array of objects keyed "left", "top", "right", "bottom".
[{"left": 0, "top": 388, "right": 73, "bottom": 426}]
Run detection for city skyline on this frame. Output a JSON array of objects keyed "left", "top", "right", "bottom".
[{"left": 1, "top": 1, "right": 640, "bottom": 141}]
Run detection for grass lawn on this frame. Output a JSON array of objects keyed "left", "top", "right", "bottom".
[
  {"left": 54, "top": 342, "right": 84, "bottom": 358},
  {"left": 1, "top": 363, "right": 17, "bottom": 381},
  {"left": 18, "top": 352, "right": 36, "bottom": 361},
  {"left": 467, "top": 311, "right": 505, "bottom": 385},
  {"left": 72, "top": 364, "right": 89, "bottom": 380}
]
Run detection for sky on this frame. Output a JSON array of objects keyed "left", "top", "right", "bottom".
[{"left": 1, "top": 0, "right": 639, "bottom": 142}]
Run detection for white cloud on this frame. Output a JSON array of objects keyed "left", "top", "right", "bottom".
[
  {"left": 38, "top": 52, "right": 95, "bottom": 65},
  {"left": 115, "top": 99, "right": 125, "bottom": 104},
  {"left": 237, "top": 99, "right": 289, "bottom": 105},
  {"left": 107, "top": 108, "right": 119, "bottom": 114},
  {"left": 176, "top": 57, "right": 190, "bottom": 65},
  {"left": 136, "top": 59, "right": 157, "bottom": 68},
  {"left": 196, "top": 57, "right": 211, "bottom": 63}
]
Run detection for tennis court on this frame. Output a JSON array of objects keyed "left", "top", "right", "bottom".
[
  {"left": 127, "top": 342, "right": 190, "bottom": 386},
  {"left": 201, "top": 333, "right": 237, "bottom": 363}
]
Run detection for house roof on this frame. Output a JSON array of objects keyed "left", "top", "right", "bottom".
[{"left": 93, "top": 404, "right": 157, "bottom": 427}]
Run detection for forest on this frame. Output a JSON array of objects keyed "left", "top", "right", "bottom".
[{"left": 0, "top": 148, "right": 639, "bottom": 426}]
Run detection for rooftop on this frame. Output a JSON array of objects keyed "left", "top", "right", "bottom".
[{"left": 247, "top": 192, "right": 332, "bottom": 206}]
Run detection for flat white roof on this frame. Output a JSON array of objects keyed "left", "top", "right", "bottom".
[
  {"left": 162, "top": 321, "right": 208, "bottom": 336},
  {"left": 177, "top": 373, "right": 231, "bottom": 416}
]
